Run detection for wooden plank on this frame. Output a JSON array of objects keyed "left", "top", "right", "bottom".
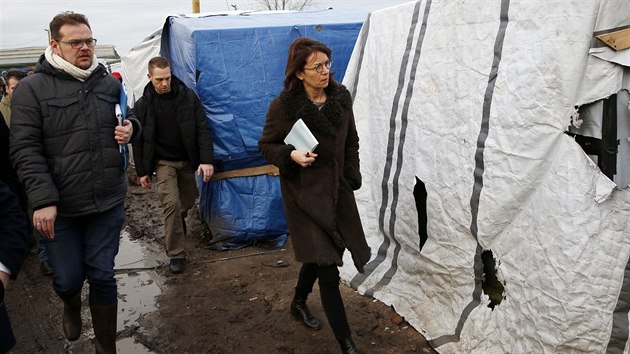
[{"left": 596, "top": 28, "right": 630, "bottom": 51}]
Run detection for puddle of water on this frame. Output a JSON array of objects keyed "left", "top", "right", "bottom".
[
  {"left": 112, "top": 229, "right": 168, "bottom": 353},
  {"left": 117, "top": 337, "right": 156, "bottom": 354},
  {"left": 116, "top": 271, "right": 161, "bottom": 330},
  {"left": 116, "top": 228, "right": 167, "bottom": 271}
]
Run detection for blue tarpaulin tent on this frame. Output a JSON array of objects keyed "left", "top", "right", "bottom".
[{"left": 160, "top": 9, "right": 367, "bottom": 249}]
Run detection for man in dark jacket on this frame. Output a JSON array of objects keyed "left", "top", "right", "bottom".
[
  {"left": 0, "top": 180, "right": 29, "bottom": 353},
  {"left": 132, "top": 56, "right": 214, "bottom": 274},
  {"left": 9, "top": 11, "right": 140, "bottom": 353},
  {"left": 0, "top": 114, "right": 30, "bottom": 245},
  {"left": 0, "top": 71, "right": 53, "bottom": 277},
  {"left": 1, "top": 113, "right": 29, "bottom": 353}
]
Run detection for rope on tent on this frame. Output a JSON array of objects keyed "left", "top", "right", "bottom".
[{"left": 211, "top": 164, "right": 279, "bottom": 181}]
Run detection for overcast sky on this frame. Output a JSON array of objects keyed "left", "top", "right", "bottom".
[{"left": 0, "top": 0, "right": 412, "bottom": 56}]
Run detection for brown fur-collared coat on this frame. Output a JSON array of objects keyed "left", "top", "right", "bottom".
[{"left": 258, "top": 82, "right": 371, "bottom": 272}]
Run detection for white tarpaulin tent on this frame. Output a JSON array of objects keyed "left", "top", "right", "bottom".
[
  {"left": 340, "top": 0, "right": 630, "bottom": 352},
  {"left": 119, "top": 28, "right": 161, "bottom": 106},
  {"left": 119, "top": 11, "right": 250, "bottom": 106}
]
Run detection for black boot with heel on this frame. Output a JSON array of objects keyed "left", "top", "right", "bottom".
[
  {"left": 338, "top": 337, "right": 359, "bottom": 354},
  {"left": 290, "top": 295, "right": 322, "bottom": 330}
]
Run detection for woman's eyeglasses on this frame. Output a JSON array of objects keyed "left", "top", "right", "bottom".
[{"left": 304, "top": 60, "right": 332, "bottom": 73}]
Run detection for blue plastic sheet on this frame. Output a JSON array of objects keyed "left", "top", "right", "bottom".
[{"left": 197, "top": 173, "right": 287, "bottom": 250}]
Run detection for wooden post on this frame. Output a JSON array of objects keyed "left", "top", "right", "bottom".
[{"left": 192, "top": 0, "right": 200, "bottom": 13}]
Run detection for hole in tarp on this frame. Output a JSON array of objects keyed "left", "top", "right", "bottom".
[
  {"left": 481, "top": 249, "right": 505, "bottom": 310},
  {"left": 413, "top": 176, "right": 428, "bottom": 251},
  {"left": 566, "top": 91, "right": 630, "bottom": 185}
]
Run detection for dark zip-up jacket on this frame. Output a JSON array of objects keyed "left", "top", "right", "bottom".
[
  {"left": 0, "top": 180, "right": 28, "bottom": 353},
  {"left": 132, "top": 75, "right": 214, "bottom": 177},
  {"left": 9, "top": 55, "right": 141, "bottom": 216}
]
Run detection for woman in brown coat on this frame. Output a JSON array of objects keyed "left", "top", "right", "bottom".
[{"left": 258, "top": 38, "right": 371, "bottom": 354}]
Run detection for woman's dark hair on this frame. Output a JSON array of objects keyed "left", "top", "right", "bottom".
[
  {"left": 49, "top": 11, "right": 91, "bottom": 41},
  {"left": 284, "top": 37, "right": 334, "bottom": 92}
]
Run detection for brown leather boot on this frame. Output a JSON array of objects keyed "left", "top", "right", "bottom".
[
  {"left": 62, "top": 293, "right": 82, "bottom": 341},
  {"left": 90, "top": 302, "right": 118, "bottom": 354}
]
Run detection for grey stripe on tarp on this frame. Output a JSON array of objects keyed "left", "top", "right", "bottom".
[
  {"left": 606, "top": 256, "right": 630, "bottom": 353},
  {"left": 350, "top": 0, "right": 424, "bottom": 290},
  {"left": 429, "top": 245, "right": 484, "bottom": 347},
  {"left": 348, "top": 14, "right": 371, "bottom": 99},
  {"left": 469, "top": 0, "right": 510, "bottom": 241},
  {"left": 430, "top": 0, "right": 510, "bottom": 347},
  {"left": 365, "top": 0, "right": 433, "bottom": 297}
]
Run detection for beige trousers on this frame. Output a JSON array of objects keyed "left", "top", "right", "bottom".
[{"left": 155, "top": 160, "right": 197, "bottom": 259}]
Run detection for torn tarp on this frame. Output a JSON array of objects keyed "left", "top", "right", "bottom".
[{"left": 341, "top": 1, "right": 630, "bottom": 352}]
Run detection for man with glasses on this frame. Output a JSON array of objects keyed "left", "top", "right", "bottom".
[{"left": 9, "top": 11, "right": 140, "bottom": 353}]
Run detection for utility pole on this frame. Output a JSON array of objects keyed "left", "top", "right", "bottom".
[{"left": 192, "top": 0, "right": 200, "bottom": 13}]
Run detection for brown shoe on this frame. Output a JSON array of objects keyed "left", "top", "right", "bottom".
[
  {"left": 169, "top": 258, "right": 185, "bottom": 274},
  {"left": 40, "top": 260, "right": 53, "bottom": 276}
]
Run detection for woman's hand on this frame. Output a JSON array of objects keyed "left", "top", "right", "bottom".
[{"left": 290, "top": 150, "right": 317, "bottom": 168}]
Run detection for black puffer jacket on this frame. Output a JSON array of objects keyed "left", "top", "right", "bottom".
[
  {"left": 9, "top": 55, "right": 141, "bottom": 217},
  {"left": 132, "top": 75, "right": 214, "bottom": 177}
]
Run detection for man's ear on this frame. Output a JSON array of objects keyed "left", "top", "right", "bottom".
[
  {"left": 50, "top": 39, "right": 61, "bottom": 56},
  {"left": 147, "top": 73, "right": 151, "bottom": 80}
]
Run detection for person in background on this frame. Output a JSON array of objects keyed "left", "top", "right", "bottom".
[
  {"left": 10, "top": 11, "right": 140, "bottom": 353},
  {"left": 0, "top": 180, "right": 29, "bottom": 353},
  {"left": 0, "top": 76, "right": 6, "bottom": 99},
  {"left": 132, "top": 56, "right": 214, "bottom": 274},
  {"left": 258, "top": 37, "right": 371, "bottom": 354},
  {"left": 0, "top": 70, "right": 27, "bottom": 127},
  {"left": 0, "top": 70, "right": 53, "bottom": 276},
  {"left": 111, "top": 71, "right": 122, "bottom": 83}
]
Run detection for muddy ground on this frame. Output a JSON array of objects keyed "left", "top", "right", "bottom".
[{"left": 6, "top": 184, "right": 436, "bottom": 354}]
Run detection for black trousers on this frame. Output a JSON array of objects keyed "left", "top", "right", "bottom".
[
  {"left": 295, "top": 263, "right": 351, "bottom": 340},
  {"left": 0, "top": 302, "right": 16, "bottom": 354}
]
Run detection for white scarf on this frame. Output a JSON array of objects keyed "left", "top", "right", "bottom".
[{"left": 44, "top": 46, "right": 98, "bottom": 82}]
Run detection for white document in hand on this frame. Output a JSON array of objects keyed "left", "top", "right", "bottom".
[
  {"left": 284, "top": 118, "right": 319, "bottom": 152},
  {"left": 115, "top": 104, "right": 123, "bottom": 153}
]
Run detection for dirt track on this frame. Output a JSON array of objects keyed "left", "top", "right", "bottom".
[{"left": 6, "top": 185, "right": 436, "bottom": 353}]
